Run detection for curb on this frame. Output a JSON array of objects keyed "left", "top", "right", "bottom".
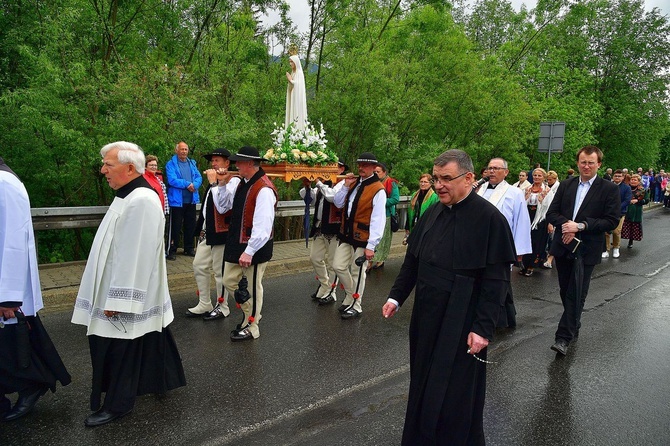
[{"left": 40, "top": 238, "right": 409, "bottom": 313}]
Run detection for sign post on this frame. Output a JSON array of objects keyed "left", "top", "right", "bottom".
[{"left": 538, "top": 121, "right": 565, "bottom": 171}]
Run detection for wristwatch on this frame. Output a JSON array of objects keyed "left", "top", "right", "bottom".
[{"left": 577, "top": 222, "right": 586, "bottom": 231}]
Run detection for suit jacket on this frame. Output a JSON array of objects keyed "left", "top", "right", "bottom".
[{"left": 546, "top": 175, "right": 620, "bottom": 265}]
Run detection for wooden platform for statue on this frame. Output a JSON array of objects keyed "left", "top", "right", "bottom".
[{"left": 263, "top": 162, "right": 340, "bottom": 182}]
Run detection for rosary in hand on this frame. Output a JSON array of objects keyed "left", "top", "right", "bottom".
[{"left": 467, "top": 348, "right": 497, "bottom": 364}]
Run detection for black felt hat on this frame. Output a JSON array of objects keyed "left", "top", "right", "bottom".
[
  {"left": 203, "top": 148, "right": 231, "bottom": 161},
  {"left": 229, "top": 146, "right": 263, "bottom": 162},
  {"left": 355, "top": 152, "right": 380, "bottom": 165},
  {"left": 338, "top": 161, "right": 349, "bottom": 172}
]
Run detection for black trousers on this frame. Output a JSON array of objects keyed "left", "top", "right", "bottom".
[
  {"left": 169, "top": 204, "right": 197, "bottom": 254},
  {"left": 554, "top": 256, "right": 596, "bottom": 343}
]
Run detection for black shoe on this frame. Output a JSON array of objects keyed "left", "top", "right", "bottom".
[
  {"left": 337, "top": 304, "right": 348, "bottom": 314},
  {"left": 166, "top": 254, "right": 177, "bottom": 261},
  {"left": 341, "top": 308, "right": 361, "bottom": 320},
  {"left": 627, "top": 243, "right": 633, "bottom": 249},
  {"left": 84, "top": 408, "right": 132, "bottom": 427},
  {"left": 0, "top": 397, "right": 10, "bottom": 419},
  {"left": 551, "top": 339, "right": 569, "bottom": 356},
  {"left": 230, "top": 328, "right": 254, "bottom": 341},
  {"left": 203, "top": 307, "right": 226, "bottom": 321},
  {"left": 184, "top": 309, "right": 208, "bottom": 318},
  {"left": 318, "top": 295, "right": 336, "bottom": 305},
  {"left": 184, "top": 250, "right": 196, "bottom": 257},
  {"left": 2, "top": 386, "right": 48, "bottom": 421}
]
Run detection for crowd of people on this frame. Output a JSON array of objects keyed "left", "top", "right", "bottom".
[{"left": 1, "top": 140, "right": 663, "bottom": 445}]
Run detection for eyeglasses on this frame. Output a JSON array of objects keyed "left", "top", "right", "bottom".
[
  {"left": 486, "top": 166, "right": 506, "bottom": 171},
  {"left": 431, "top": 171, "right": 468, "bottom": 185},
  {"left": 107, "top": 314, "right": 127, "bottom": 333},
  {"left": 579, "top": 161, "right": 598, "bottom": 167}
]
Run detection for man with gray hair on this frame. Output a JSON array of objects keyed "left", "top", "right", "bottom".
[
  {"left": 165, "top": 141, "right": 202, "bottom": 260},
  {"left": 477, "top": 157, "right": 531, "bottom": 328},
  {"left": 72, "top": 141, "right": 186, "bottom": 427},
  {"left": 382, "top": 149, "right": 516, "bottom": 444}
]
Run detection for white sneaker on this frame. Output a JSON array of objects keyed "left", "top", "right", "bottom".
[
  {"left": 612, "top": 248, "right": 620, "bottom": 258},
  {"left": 601, "top": 251, "right": 609, "bottom": 258}
]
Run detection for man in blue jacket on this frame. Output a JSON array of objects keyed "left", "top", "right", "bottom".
[
  {"left": 602, "top": 169, "right": 632, "bottom": 259},
  {"left": 165, "top": 141, "right": 202, "bottom": 260}
]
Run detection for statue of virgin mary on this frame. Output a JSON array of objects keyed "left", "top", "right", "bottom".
[{"left": 285, "top": 54, "right": 307, "bottom": 130}]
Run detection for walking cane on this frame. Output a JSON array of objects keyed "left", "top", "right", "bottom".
[{"left": 166, "top": 212, "right": 173, "bottom": 256}]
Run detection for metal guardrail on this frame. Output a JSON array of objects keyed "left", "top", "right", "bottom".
[{"left": 31, "top": 197, "right": 412, "bottom": 231}]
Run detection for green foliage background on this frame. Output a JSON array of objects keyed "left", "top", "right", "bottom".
[{"left": 1, "top": 0, "right": 668, "bottom": 262}]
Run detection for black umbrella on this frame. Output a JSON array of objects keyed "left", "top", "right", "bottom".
[
  {"left": 568, "top": 240, "right": 584, "bottom": 338},
  {"left": 303, "top": 183, "right": 313, "bottom": 248}
]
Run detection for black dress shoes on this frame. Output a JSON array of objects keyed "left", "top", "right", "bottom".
[
  {"left": 2, "top": 386, "right": 48, "bottom": 421},
  {"left": 318, "top": 295, "right": 336, "bottom": 305},
  {"left": 0, "top": 397, "right": 10, "bottom": 419},
  {"left": 84, "top": 408, "right": 132, "bottom": 427},
  {"left": 184, "top": 309, "right": 206, "bottom": 317},
  {"left": 203, "top": 307, "right": 226, "bottom": 321},
  {"left": 183, "top": 250, "right": 196, "bottom": 257},
  {"left": 341, "top": 308, "right": 361, "bottom": 320},
  {"left": 551, "top": 339, "right": 569, "bottom": 356},
  {"left": 166, "top": 254, "right": 177, "bottom": 261},
  {"left": 337, "top": 304, "right": 348, "bottom": 314},
  {"left": 230, "top": 328, "right": 254, "bottom": 341}
]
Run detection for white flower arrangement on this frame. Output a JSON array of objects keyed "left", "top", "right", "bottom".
[{"left": 263, "top": 122, "right": 338, "bottom": 166}]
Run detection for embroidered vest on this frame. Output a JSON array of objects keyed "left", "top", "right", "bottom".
[
  {"left": 339, "top": 175, "right": 384, "bottom": 249},
  {"left": 204, "top": 186, "right": 231, "bottom": 245},
  {"left": 310, "top": 180, "right": 342, "bottom": 236},
  {"left": 224, "top": 169, "right": 278, "bottom": 265}
]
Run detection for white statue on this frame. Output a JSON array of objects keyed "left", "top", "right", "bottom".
[{"left": 285, "top": 54, "right": 307, "bottom": 130}]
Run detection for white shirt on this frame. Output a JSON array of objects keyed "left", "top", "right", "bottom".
[
  {"left": 213, "top": 174, "right": 276, "bottom": 257},
  {"left": 572, "top": 176, "right": 597, "bottom": 220},
  {"left": 299, "top": 180, "right": 344, "bottom": 225},
  {"left": 333, "top": 176, "right": 386, "bottom": 251}
]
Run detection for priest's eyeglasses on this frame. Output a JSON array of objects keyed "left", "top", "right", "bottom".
[
  {"left": 431, "top": 171, "right": 467, "bottom": 185},
  {"left": 107, "top": 314, "right": 127, "bottom": 333}
]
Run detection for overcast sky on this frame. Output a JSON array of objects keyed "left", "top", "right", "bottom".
[{"left": 262, "top": 0, "right": 668, "bottom": 39}]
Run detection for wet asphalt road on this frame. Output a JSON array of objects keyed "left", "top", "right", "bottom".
[{"left": 7, "top": 208, "right": 670, "bottom": 446}]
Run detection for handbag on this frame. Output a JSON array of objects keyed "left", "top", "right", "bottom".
[
  {"left": 234, "top": 275, "right": 251, "bottom": 304},
  {"left": 390, "top": 213, "right": 400, "bottom": 232}
]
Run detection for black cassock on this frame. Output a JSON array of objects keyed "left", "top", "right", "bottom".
[{"left": 388, "top": 192, "right": 516, "bottom": 446}]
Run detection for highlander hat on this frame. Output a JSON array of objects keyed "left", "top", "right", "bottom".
[
  {"left": 203, "top": 148, "right": 231, "bottom": 161},
  {"left": 355, "top": 152, "right": 380, "bottom": 165},
  {"left": 229, "top": 146, "right": 263, "bottom": 162}
]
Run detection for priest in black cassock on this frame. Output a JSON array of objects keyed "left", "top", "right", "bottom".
[{"left": 382, "top": 149, "right": 516, "bottom": 445}]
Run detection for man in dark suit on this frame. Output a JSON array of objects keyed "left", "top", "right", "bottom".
[{"left": 546, "top": 145, "right": 620, "bottom": 356}]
